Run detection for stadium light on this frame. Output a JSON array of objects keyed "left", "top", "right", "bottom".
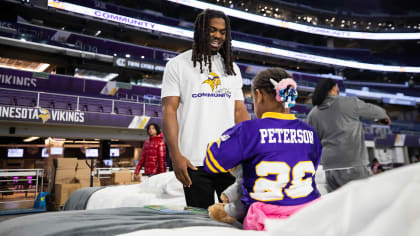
[
  {"left": 47, "top": 0, "right": 420, "bottom": 73},
  {"left": 24, "top": 136, "right": 40, "bottom": 142},
  {"left": 0, "top": 56, "right": 50, "bottom": 72},
  {"left": 167, "top": 0, "right": 420, "bottom": 40}
]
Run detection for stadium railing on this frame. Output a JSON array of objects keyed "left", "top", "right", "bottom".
[
  {"left": 55, "top": 0, "right": 416, "bottom": 65},
  {"left": 0, "top": 87, "right": 161, "bottom": 118}
]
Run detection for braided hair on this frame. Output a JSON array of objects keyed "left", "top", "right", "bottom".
[
  {"left": 192, "top": 9, "right": 236, "bottom": 76},
  {"left": 312, "top": 78, "right": 337, "bottom": 106},
  {"left": 252, "top": 67, "right": 293, "bottom": 99}
]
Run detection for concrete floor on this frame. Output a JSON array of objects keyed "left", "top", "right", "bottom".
[{"left": 0, "top": 192, "right": 46, "bottom": 222}]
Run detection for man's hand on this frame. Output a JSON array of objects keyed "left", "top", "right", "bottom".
[
  {"left": 377, "top": 116, "right": 391, "bottom": 125},
  {"left": 162, "top": 96, "right": 197, "bottom": 186},
  {"left": 384, "top": 116, "right": 391, "bottom": 125},
  {"left": 172, "top": 154, "right": 197, "bottom": 187}
]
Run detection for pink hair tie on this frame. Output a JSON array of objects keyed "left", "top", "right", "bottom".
[{"left": 270, "top": 78, "right": 298, "bottom": 108}]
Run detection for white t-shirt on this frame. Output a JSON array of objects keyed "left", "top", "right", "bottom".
[{"left": 161, "top": 50, "right": 244, "bottom": 166}]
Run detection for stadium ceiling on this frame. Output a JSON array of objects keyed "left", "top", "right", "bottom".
[
  {"left": 167, "top": 0, "right": 420, "bottom": 40},
  {"left": 269, "top": 0, "right": 420, "bottom": 15},
  {"left": 47, "top": 1, "right": 420, "bottom": 73}
]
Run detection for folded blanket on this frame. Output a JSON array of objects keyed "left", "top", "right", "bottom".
[
  {"left": 63, "top": 186, "right": 105, "bottom": 211},
  {"left": 86, "top": 172, "right": 186, "bottom": 210},
  {"left": 0, "top": 207, "right": 235, "bottom": 236}
]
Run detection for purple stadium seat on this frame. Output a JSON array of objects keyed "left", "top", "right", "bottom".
[
  {"left": 39, "top": 93, "right": 77, "bottom": 110},
  {"left": 79, "top": 97, "right": 113, "bottom": 113},
  {"left": 16, "top": 98, "right": 36, "bottom": 107},
  {"left": 114, "top": 101, "right": 143, "bottom": 116},
  {"left": 144, "top": 104, "right": 161, "bottom": 117},
  {"left": 0, "top": 97, "right": 11, "bottom": 105},
  {"left": 39, "top": 100, "right": 51, "bottom": 108}
]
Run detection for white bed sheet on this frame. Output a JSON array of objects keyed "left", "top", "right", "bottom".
[
  {"left": 86, "top": 172, "right": 186, "bottom": 209},
  {"left": 265, "top": 162, "right": 420, "bottom": 236},
  {"left": 113, "top": 164, "right": 420, "bottom": 236}
]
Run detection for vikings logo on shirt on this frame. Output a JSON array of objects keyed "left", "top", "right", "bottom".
[
  {"left": 215, "top": 134, "right": 230, "bottom": 148},
  {"left": 192, "top": 72, "right": 231, "bottom": 98},
  {"left": 202, "top": 72, "right": 221, "bottom": 92},
  {"left": 39, "top": 108, "right": 51, "bottom": 124},
  {"left": 220, "top": 134, "right": 230, "bottom": 141}
]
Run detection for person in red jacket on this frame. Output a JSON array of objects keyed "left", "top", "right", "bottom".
[{"left": 134, "top": 123, "right": 166, "bottom": 177}]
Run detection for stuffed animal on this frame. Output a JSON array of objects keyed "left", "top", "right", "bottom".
[
  {"left": 208, "top": 166, "right": 245, "bottom": 224},
  {"left": 208, "top": 202, "right": 236, "bottom": 223}
]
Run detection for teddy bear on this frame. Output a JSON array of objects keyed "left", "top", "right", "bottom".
[{"left": 208, "top": 166, "right": 246, "bottom": 224}]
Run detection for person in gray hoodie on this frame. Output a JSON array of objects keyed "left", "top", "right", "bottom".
[{"left": 307, "top": 78, "right": 390, "bottom": 192}]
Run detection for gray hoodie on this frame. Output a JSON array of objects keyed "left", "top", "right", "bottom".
[{"left": 307, "top": 95, "right": 387, "bottom": 169}]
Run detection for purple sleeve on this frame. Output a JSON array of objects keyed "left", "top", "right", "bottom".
[{"left": 203, "top": 124, "right": 244, "bottom": 173}]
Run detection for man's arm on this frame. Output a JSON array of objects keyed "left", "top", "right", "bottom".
[
  {"left": 234, "top": 100, "right": 250, "bottom": 124},
  {"left": 355, "top": 98, "right": 391, "bottom": 125},
  {"left": 162, "top": 96, "right": 197, "bottom": 187}
]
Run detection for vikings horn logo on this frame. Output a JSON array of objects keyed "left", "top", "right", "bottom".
[
  {"left": 49, "top": 0, "right": 65, "bottom": 9},
  {"left": 202, "top": 72, "right": 221, "bottom": 92},
  {"left": 39, "top": 108, "right": 51, "bottom": 124}
]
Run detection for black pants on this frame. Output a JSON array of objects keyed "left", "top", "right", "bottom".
[{"left": 183, "top": 167, "right": 235, "bottom": 209}]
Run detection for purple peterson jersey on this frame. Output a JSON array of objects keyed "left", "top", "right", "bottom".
[{"left": 203, "top": 112, "right": 322, "bottom": 209}]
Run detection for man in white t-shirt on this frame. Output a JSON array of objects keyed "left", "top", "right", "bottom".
[{"left": 162, "top": 9, "right": 250, "bottom": 209}]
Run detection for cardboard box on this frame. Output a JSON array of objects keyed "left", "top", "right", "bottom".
[
  {"left": 117, "top": 161, "right": 131, "bottom": 168},
  {"left": 79, "top": 180, "right": 91, "bottom": 188},
  {"left": 78, "top": 181, "right": 100, "bottom": 188},
  {"left": 93, "top": 178, "right": 101, "bottom": 187},
  {"left": 55, "top": 158, "right": 78, "bottom": 170},
  {"left": 54, "top": 183, "right": 81, "bottom": 205},
  {"left": 76, "top": 160, "right": 90, "bottom": 170},
  {"left": 70, "top": 178, "right": 100, "bottom": 188},
  {"left": 100, "top": 178, "right": 113, "bottom": 186},
  {"left": 122, "top": 180, "right": 141, "bottom": 185},
  {"left": 112, "top": 169, "right": 132, "bottom": 184},
  {"left": 75, "top": 169, "right": 91, "bottom": 181},
  {"left": 55, "top": 169, "right": 77, "bottom": 184}
]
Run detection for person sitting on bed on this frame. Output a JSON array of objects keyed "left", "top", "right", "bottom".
[{"left": 203, "top": 68, "right": 322, "bottom": 231}]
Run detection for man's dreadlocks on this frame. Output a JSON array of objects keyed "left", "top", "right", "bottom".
[{"left": 191, "top": 9, "right": 236, "bottom": 76}]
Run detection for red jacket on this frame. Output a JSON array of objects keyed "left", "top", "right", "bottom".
[{"left": 135, "top": 133, "right": 166, "bottom": 175}]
